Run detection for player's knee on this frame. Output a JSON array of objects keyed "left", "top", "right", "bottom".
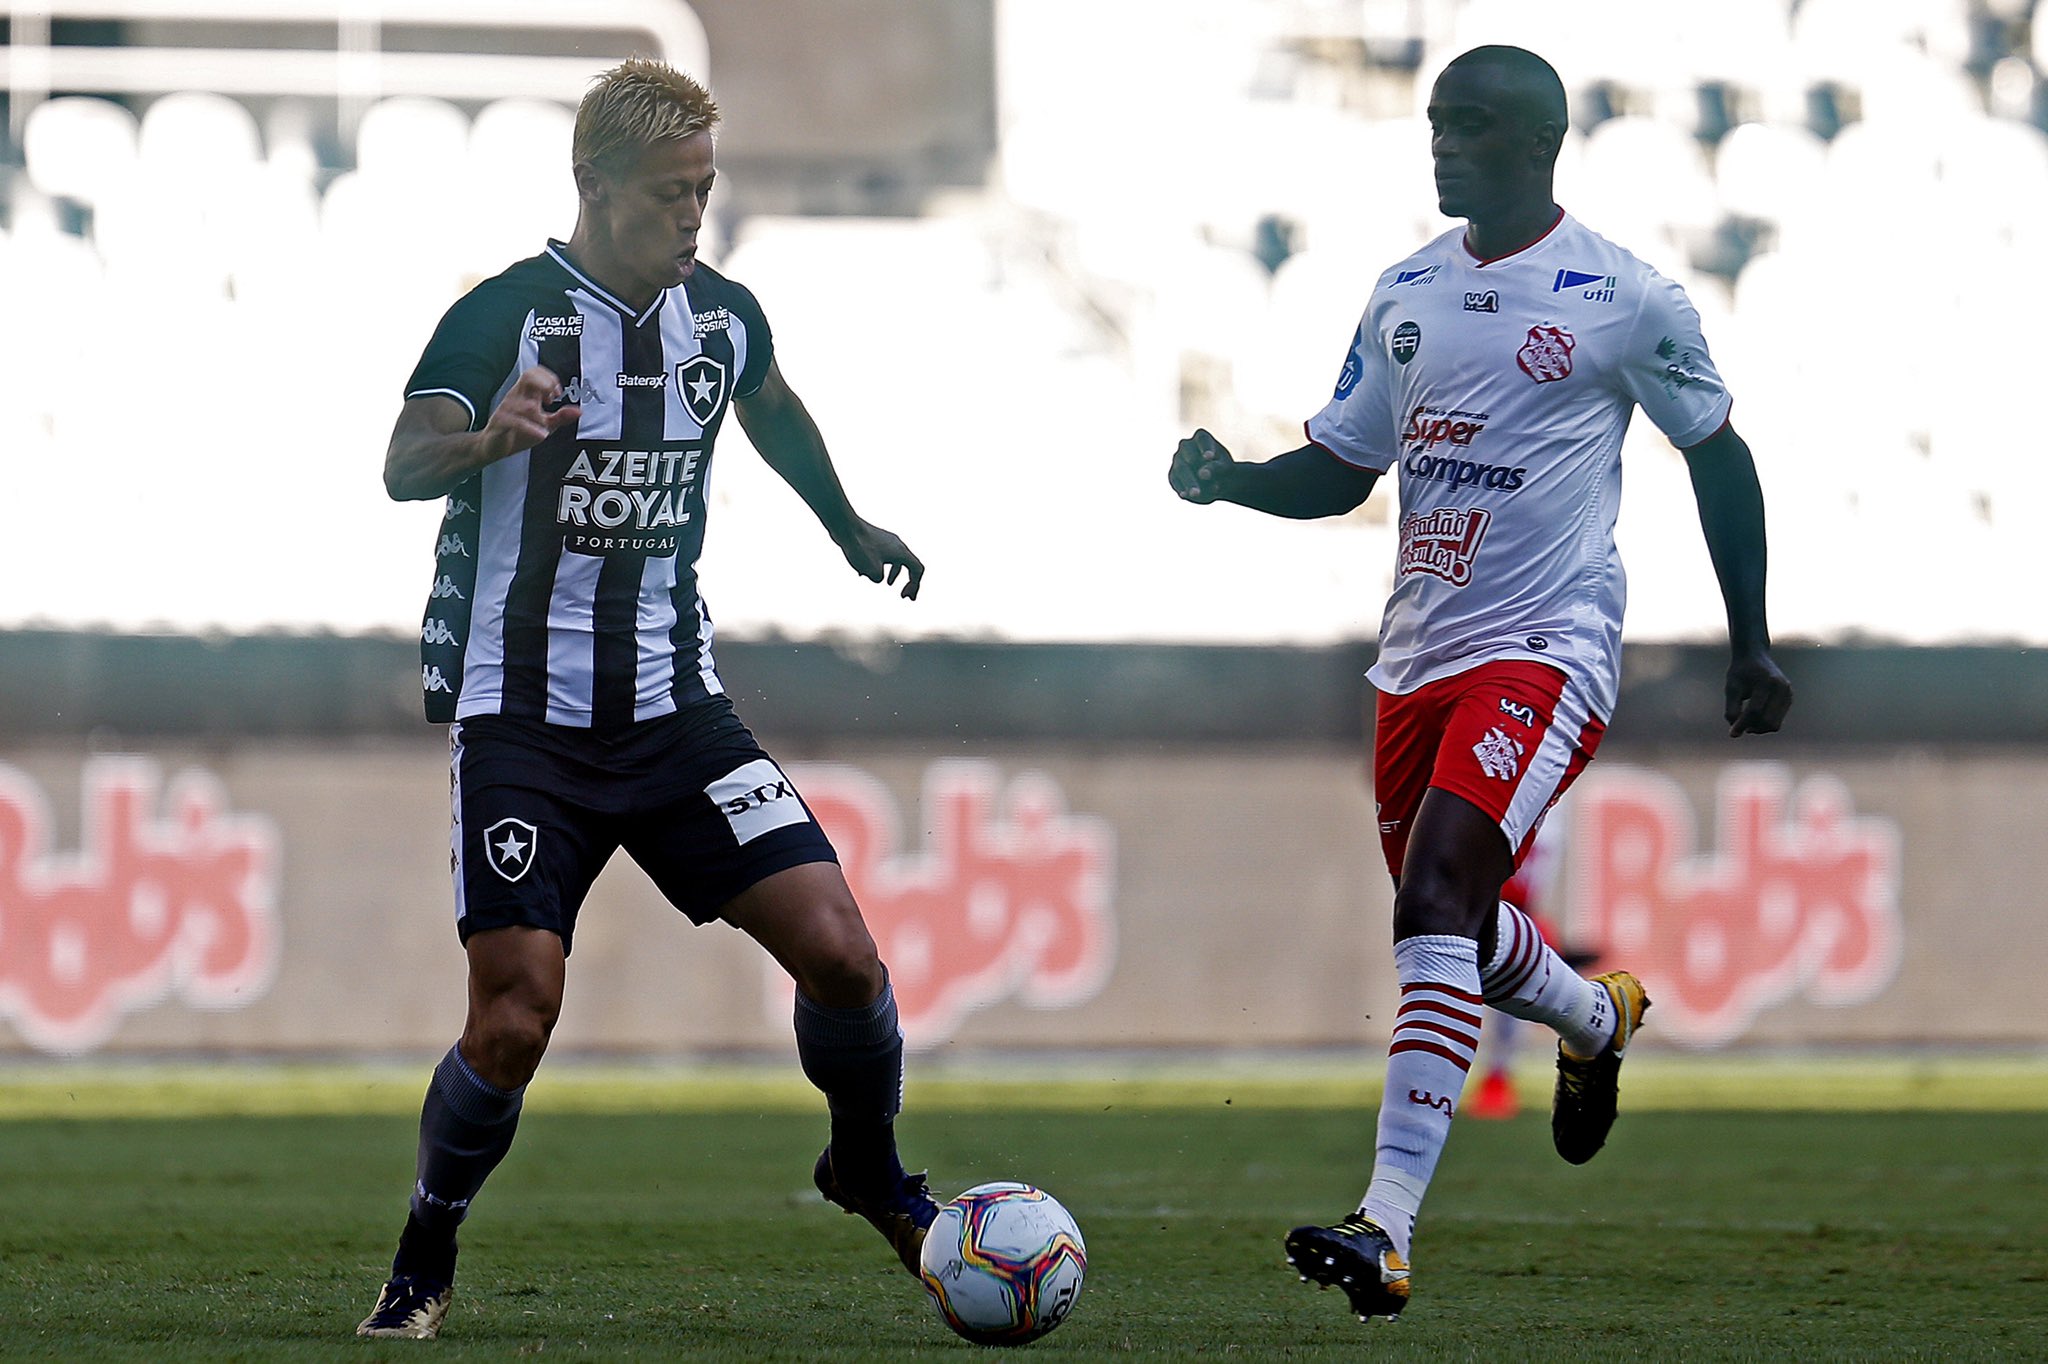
[
  {"left": 792, "top": 903, "right": 884, "bottom": 1008},
  {"left": 466, "top": 997, "right": 557, "bottom": 1085},
  {"left": 1391, "top": 868, "right": 1488, "bottom": 941}
]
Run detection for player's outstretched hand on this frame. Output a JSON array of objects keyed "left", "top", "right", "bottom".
[
  {"left": 1725, "top": 649, "right": 1793, "bottom": 737},
  {"left": 1169, "top": 428, "right": 1235, "bottom": 504},
  {"left": 484, "top": 365, "right": 582, "bottom": 458},
  {"left": 839, "top": 521, "right": 924, "bottom": 600}
]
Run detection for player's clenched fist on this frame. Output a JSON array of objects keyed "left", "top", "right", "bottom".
[
  {"left": 1169, "top": 428, "right": 1235, "bottom": 504},
  {"left": 484, "top": 365, "right": 582, "bottom": 458}
]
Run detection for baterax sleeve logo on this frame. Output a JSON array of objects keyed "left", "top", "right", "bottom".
[
  {"left": 482, "top": 817, "right": 539, "bottom": 883},
  {"left": 769, "top": 761, "right": 1116, "bottom": 1048},
  {"left": 676, "top": 355, "right": 729, "bottom": 427},
  {"left": 1567, "top": 764, "right": 1902, "bottom": 1047},
  {"left": 0, "top": 758, "right": 281, "bottom": 1056},
  {"left": 1516, "top": 324, "right": 1576, "bottom": 383}
]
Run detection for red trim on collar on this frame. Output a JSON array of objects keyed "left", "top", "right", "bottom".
[{"left": 1464, "top": 207, "right": 1566, "bottom": 267}]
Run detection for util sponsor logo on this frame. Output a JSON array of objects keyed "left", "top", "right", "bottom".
[
  {"left": 1408, "top": 1089, "right": 1455, "bottom": 1114},
  {"left": 771, "top": 761, "right": 1116, "bottom": 1048},
  {"left": 0, "top": 759, "right": 281, "bottom": 1055},
  {"left": 1397, "top": 507, "right": 1490, "bottom": 587},
  {"left": 1568, "top": 765, "right": 1902, "bottom": 1047}
]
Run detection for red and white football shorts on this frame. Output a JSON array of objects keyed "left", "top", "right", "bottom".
[{"left": 1371, "top": 658, "right": 1606, "bottom": 878}]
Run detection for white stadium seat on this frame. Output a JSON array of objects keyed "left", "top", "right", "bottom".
[
  {"left": 138, "top": 90, "right": 262, "bottom": 180},
  {"left": 22, "top": 96, "right": 139, "bottom": 207},
  {"left": 1714, "top": 122, "right": 1826, "bottom": 224},
  {"left": 356, "top": 95, "right": 472, "bottom": 183}
]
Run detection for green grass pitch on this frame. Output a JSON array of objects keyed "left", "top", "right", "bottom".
[{"left": 0, "top": 1065, "right": 2043, "bottom": 1361}]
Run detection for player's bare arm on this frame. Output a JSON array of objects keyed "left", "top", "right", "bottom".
[
  {"left": 384, "top": 365, "right": 581, "bottom": 502},
  {"left": 734, "top": 359, "right": 924, "bottom": 599},
  {"left": 1169, "top": 427, "right": 1379, "bottom": 519},
  {"left": 1680, "top": 421, "right": 1793, "bottom": 737}
]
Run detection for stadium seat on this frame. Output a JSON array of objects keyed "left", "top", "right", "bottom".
[
  {"left": 461, "top": 98, "right": 579, "bottom": 277},
  {"left": 138, "top": 90, "right": 263, "bottom": 181},
  {"left": 22, "top": 96, "right": 139, "bottom": 207},
  {"left": 1714, "top": 122, "right": 1826, "bottom": 225},
  {"left": 356, "top": 95, "right": 471, "bottom": 184}
]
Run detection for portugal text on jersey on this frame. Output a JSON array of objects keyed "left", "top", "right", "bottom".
[
  {"left": 406, "top": 242, "right": 773, "bottom": 728},
  {"left": 1306, "top": 213, "right": 1731, "bottom": 720}
]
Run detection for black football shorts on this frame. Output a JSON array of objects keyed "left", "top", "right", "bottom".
[{"left": 446, "top": 697, "right": 838, "bottom": 953}]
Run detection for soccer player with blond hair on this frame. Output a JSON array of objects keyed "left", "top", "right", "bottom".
[{"left": 358, "top": 57, "right": 937, "bottom": 1339}]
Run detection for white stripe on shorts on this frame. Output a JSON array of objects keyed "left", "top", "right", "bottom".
[{"left": 1500, "top": 675, "right": 1595, "bottom": 850}]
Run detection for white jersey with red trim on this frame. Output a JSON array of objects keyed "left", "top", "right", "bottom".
[{"left": 1307, "top": 212, "right": 1731, "bottom": 719}]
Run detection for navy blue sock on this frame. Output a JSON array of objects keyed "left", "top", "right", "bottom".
[
  {"left": 794, "top": 973, "right": 906, "bottom": 1190},
  {"left": 394, "top": 1044, "right": 525, "bottom": 1280}
]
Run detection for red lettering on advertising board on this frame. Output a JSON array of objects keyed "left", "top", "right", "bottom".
[
  {"left": 791, "top": 762, "right": 1115, "bottom": 1048},
  {"left": 0, "top": 759, "right": 281, "bottom": 1054},
  {"left": 1569, "top": 765, "right": 1900, "bottom": 1046}
]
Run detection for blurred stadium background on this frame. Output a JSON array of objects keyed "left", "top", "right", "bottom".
[{"left": 0, "top": 1, "right": 2044, "bottom": 1089}]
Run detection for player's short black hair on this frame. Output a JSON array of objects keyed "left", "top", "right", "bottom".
[{"left": 1443, "top": 45, "right": 1569, "bottom": 136}]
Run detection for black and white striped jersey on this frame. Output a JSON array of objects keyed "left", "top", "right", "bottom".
[{"left": 407, "top": 241, "right": 772, "bottom": 728}]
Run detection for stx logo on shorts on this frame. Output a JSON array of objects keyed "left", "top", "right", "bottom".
[
  {"left": 0, "top": 759, "right": 280, "bottom": 1055},
  {"left": 1516, "top": 325, "right": 1576, "bottom": 383},
  {"left": 709, "top": 760, "right": 810, "bottom": 845},
  {"left": 1498, "top": 699, "right": 1537, "bottom": 726},
  {"left": 482, "top": 817, "right": 538, "bottom": 882},
  {"left": 783, "top": 762, "right": 1116, "bottom": 1048},
  {"left": 1397, "top": 507, "right": 1490, "bottom": 587},
  {"left": 1472, "top": 726, "right": 1524, "bottom": 781},
  {"left": 1569, "top": 765, "right": 1902, "bottom": 1046}
]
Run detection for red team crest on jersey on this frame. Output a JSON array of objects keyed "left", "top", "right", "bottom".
[
  {"left": 1516, "top": 325, "right": 1576, "bottom": 383},
  {"left": 0, "top": 759, "right": 281, "bottom": 1054},
  {"left": 786, "top": 762, "right": 1116, "bottom": 1047}
]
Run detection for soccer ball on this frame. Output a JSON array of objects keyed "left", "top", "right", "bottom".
[{"left": 918, "top": 1182, "right": 1087, "bottom": 1346}]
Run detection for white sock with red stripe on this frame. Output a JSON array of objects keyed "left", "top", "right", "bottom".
[
  {"left": 1358, "top": 934, "right": 1483, "bottom": 1262},
  {"left": 1481, "top": 901, "right": 1615, "bottom": 1059}
]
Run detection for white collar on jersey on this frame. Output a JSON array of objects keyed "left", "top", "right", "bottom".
[{"left": 545, "top": 240, "right": 670, "bottom": 327}]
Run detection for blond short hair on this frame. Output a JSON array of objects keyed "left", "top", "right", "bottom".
[{"left": 573, "top": 57, "right": 720, "bottom": 176}]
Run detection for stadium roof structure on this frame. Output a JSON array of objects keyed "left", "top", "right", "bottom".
[{"left": 1, "top": 0, "right": 709, "bottom": 136}]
